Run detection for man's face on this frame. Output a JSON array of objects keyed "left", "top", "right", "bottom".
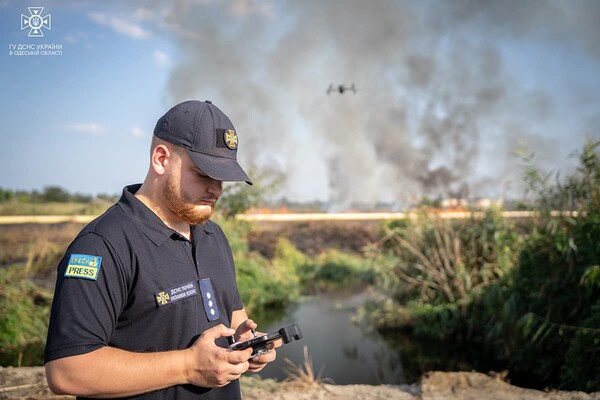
[{"left": 163, "top": 149, "right": 223, "bottom": 225}]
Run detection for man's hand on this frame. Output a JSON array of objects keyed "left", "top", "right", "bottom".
[
  {"left": 247, "top": 345, "right": 279, "bottom": 373},
  {"left": 233, "top": 319, "right": 282, "bottom": 373},
  {"left": 184, "top": 324, "right": 252, "bottom": 387},
  {"left": 233, "top": 318, "right": 258, "bottom": 342}
]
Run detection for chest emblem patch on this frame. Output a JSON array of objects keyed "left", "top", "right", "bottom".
[
  {"left": 155, "top": 281, "right": 198, "bottom": 307},
  {"left": 199, "top": 278, "right": 220, "bottom": 321},
  {"left": 64, "top": 254, "right": 102, "bottom": 281}
]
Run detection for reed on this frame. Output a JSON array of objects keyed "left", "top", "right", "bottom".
[
  {"left": 375, "top": 208, "right": 519, "bottom": 310},
  {"left": 283, "top": 345, "right": 331, "bottom": 386}
]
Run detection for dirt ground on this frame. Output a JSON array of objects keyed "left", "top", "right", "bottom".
[{"left": 1, "top": 367, "right": 598, "bottom": 400}]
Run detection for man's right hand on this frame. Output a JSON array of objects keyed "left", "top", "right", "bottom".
[
  {"left": 45, "top": 324, "right": 252, "bottom": 397},
  {"left": 184, "top": 324, "right": 253, "bottom": 388}
]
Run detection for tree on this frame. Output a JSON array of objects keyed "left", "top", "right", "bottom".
[
  {"left": 0, "top": 188, "right": 14, "bottom": 203},
  {"left": 218, "top": 165, "right": 284, "bottom": 218}
]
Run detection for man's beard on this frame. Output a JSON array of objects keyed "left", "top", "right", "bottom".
[{"left": 164, "top": 174, "right": 215, "bottom": 225}]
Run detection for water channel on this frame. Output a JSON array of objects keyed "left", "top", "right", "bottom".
[{"left": 256, "top": 289, "right": 407, "bottom": 385}]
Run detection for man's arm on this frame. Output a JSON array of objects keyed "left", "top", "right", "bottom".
[{"left": 45, "top": 324, "right": 252, "bottom": 398}]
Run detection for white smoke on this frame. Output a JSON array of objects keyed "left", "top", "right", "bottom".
[{"left": 107, "top": 0, "right": 600, "bottom": 208}]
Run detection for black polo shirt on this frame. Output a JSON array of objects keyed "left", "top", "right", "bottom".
[{"left": 45, "top": 184, "right": 244, "bottom": 400}]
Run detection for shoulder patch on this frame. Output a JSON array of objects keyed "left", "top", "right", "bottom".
[{"left": 64, "top": 254, "right": 102, "bottom": 281}]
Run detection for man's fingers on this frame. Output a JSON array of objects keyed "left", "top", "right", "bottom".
[
  {"left": 202, "top": 324, "right": 235, "bottom": 341},
  {"left": 234, "top": 319, "right": 258, "bottom": 341},
  {"left": 248, "top": 348, "right": 277, "bottom": 372},
  {"left": 226, "top": 347, "right": 253, "bottom": 363},
  {"left": 253, "top": 348, "right": 276, "bottom": 362},
  {"left": 230, "top": 360, "right": 250, "bottom": 376},
  {"left": 240, "top": 319, "right": 257, "bottom": 330}
]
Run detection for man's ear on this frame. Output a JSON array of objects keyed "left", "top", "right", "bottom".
[{"left": 150, "top": 144, "right": 171, "bottom": 176}]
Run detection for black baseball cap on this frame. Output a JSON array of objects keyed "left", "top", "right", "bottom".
[{"left": 153, "top": 100, "right": 252, "bottom": 185}]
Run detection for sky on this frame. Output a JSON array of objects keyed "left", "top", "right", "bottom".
[{"left": 1, "top": 0, "right": 599, "bottom": 210}]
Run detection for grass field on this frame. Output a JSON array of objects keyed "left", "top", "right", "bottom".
[{"left": 0, "top": 200, "right": 112, "bottom": 217}]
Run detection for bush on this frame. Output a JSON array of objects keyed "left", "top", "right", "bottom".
[
  {"left": 462, "top": 139, "right": 600, "bottom": 390},
  {"left": 561, "top": 308, "right": 600, "bottom": 392},
  {"left": 0, "top": 265, "right": 52, "bottom": 366},
  {"left": 365, "top": 139, "right": 600, "bottom": 391},
  {"left": 218, "top": 217, "right": 300, "bottom": 316},
  {"left": 491, "top": 139, "right": 600, "bottom": 390},
  {"left": 298, "top": 248, "right": 374, "bottom": 291},
  {"left": 368, "top": 207, "right": 520, "bottom": 334},
  {"left": 500, "top": 210, "right": 600, "bottom": 390}
]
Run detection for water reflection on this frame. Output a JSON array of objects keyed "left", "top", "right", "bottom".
[
  {"left": 256, "top": 289, "right": 406, "bottom": 385},
  {"left": 382, "top": 329, "right": 498, "bottom": 385}
]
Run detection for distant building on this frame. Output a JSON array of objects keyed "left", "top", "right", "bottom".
[
  {"left": 440, "top": 198, "right": 469, "bottom": 209},
  {"left": 474, "top": 198, "right": 504, "bottom": 209}
]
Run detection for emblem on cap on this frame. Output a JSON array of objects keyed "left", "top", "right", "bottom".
[{"left": 224, "top": 129, "right": 238, "bottom": 150}]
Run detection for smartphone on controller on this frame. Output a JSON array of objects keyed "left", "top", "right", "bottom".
[{"left": 228, "top": 324, "right": 302, "bottom": 358}]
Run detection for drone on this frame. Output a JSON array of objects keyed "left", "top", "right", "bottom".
[{"left": 327, "top": 83, "right": 357, "bottom": 95}]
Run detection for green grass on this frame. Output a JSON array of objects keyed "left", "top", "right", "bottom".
[
  {"left": 0, "top": 200, "right": 112, "bottom": 216},
  {"left": 0, "top": 265, "right": 52, "bottom": 366}
]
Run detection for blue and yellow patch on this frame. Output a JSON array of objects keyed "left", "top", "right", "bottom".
[{"left": 64, "top": 254, "right": 102, "bottom": 280}]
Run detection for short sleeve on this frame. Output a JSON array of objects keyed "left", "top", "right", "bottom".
[{"left": 44, "top": 232, "right": 129, "bottom": 363}]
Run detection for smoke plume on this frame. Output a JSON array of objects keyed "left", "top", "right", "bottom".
[{"left": 145, "top": 0, "right": 600, "bottom": 208}]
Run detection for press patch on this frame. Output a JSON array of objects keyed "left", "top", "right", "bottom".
[
  {"left": 64, "top": 254, "right": 102, "bottom": 280},
  {"left": 155, "top": 281, "right": 198, "bottom": 307},
  {"left": 199, "top": 278, "right": 220, "bottom": 321}
]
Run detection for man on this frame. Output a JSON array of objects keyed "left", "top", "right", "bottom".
[{"left": 44, "top": 100, "right": 277, "bottom": 399}]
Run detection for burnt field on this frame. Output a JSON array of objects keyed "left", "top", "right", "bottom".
[
  {"left": 0, "top": 219, "right": 383, "bottom": 269},
  {"left": 246, "top": 220, "right": 382, "bottom": 258}
]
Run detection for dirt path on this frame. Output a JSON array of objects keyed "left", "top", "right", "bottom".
[{"left": 1, "top": 367, "right": 598, "bottom": 400}]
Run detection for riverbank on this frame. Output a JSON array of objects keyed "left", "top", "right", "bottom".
[{"left": 1, "top": 367, "right": 598, "bottom": 400}]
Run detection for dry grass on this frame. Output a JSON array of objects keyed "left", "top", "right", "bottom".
[
  {"left": 24, "top": 239, "right": 63, "bottom": 285},
  {"left": 379, "top": 214, "right": 511, "bottom": 307},
  {"left": 0, "top": 223, "right": 82, "bottom": 268},
  {"left": 283, "top": 346, "right": 332, "bottom": 387}
]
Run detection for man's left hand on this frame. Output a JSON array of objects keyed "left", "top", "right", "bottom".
[{"left": 233, "top": 319, "right": 282, "bottom": 373}]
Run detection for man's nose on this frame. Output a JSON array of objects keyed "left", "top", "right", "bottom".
[{"left": 207, "top": 179, "right": 223, "bottom": 197}]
